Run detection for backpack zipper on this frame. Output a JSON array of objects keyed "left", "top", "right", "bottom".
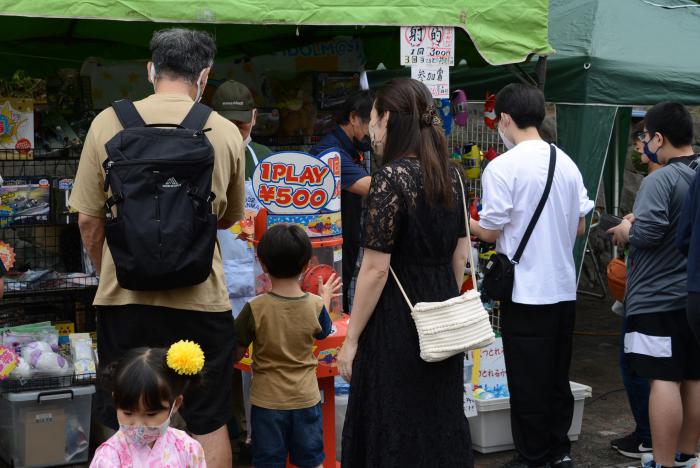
[{"left": 154, "top": 180, "right": 162, "bottom": 248}]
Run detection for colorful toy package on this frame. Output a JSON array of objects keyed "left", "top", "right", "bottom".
[{"left": 0, "top": 177, "right": 51, "bottom": 226}]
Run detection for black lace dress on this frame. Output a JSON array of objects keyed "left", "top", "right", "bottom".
[{"left": 341, "top": 158, "right": 474, "bottom": 468}]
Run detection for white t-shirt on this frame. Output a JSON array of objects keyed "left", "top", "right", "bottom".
[{"left": 479, "top": 139, "right": 593, "bottom": 305}]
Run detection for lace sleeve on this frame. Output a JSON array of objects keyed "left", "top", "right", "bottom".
[{"left": 363, "top": 169, "right": 403, "bottom": 253}]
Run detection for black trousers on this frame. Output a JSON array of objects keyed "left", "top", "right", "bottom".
[
  {"left": 688, "top": 293, "right": 700, "bottom": 345},
  {"left": 501, "top": 300, "right": 576, "bottom": 466}
]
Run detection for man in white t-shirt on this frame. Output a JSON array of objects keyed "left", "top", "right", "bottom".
[{"left": 470, "top": 84, "right": 593, "bottom": 468}]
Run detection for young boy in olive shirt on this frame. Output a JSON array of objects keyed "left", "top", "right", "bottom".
[{"left": 235, "top": 224, "right": 340, "bottom": 468}]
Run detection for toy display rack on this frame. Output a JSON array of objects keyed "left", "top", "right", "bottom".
[{"left": 448, "top": 100, "right": 506, "bottom": 331}]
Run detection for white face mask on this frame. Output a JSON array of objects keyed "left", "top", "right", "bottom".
[
  {"left": 194, "top": 68, "right": 208, "bottom": 103},
  {"left": 119, "top": 405, "right": 174, "bottom": 447},
  {"left": 498, "top": 125, "right": 515, "bottom": 150}
]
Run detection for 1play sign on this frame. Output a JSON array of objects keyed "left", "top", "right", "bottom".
[{"left": 252, "top": 152, "right": 337, "bottom": 215}]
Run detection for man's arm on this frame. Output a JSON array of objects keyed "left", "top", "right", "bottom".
[
  {"left": 577, "top": 217, "right": 586, "bottom": 237},
  {"left": 677, "top": 174, "right": 698, "bottom": 256},
  {"left": 469, "top": 218, "right": 500, "bottom": 244},
  {"left": 475, "top": 165, "right": 511, "bottom": 244},
  {"left": 628, "top": 174, "right": 672, "bottom": 249},
  {"left": 346, "top": 176, "right": 371, "bottom": 197},
  {"left": 78, "top": 213, "right": 105, "bottom": 275}
]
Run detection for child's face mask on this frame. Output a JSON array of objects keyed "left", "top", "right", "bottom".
[{"left": 119, "top": 404, "right": 174, "bottom": 447}]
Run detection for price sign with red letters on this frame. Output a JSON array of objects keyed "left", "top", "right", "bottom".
[{"left": 252, "top": 152, "right": 337, "bottom": 215}]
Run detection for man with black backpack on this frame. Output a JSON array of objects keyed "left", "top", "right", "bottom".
[
  {"left": 70, "top": 28, "right": 245, "bottom": 467},
  {"left": 469, "top": 84, "right": 593, "bottom": 468}
]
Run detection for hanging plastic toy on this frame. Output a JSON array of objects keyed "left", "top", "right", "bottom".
[
  {"left": 436, "top": 98, "right": 453, "bottom": 135},
  {"left": 484, "top": 92, "right": 497, "bottom": 129},
  {"left": 452, "top": 90, "right": 468, "bottom": 127}
]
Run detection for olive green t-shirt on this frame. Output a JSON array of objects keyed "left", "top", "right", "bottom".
[
  {"left": 69, "top": 93, "right": 245, "bottom": 312},
  {"left": 235, "top": 293, "right": 332, "bottom": 409}
]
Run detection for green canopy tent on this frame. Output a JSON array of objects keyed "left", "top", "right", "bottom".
[
  {"left": 370, "top": 0, "right": 700, "bottom": 278},
  {"left": 0, "top": 0, "right": 552, "bottom": 77}
]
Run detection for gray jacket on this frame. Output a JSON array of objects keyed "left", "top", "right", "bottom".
[{"left": 624, "top": 159, "right": 696, "bottom": 316}]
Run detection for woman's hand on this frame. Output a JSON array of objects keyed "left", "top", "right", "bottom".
[{"left": 337, "top": 338, "right": 358, "bottom": 383}]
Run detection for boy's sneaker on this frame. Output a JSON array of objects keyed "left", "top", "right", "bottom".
[
  {"left": 641, "top": 454, "right": 663, "bottom": 468},
  {"left": 640, "top": 453, "right": 697, "bottom": 468},
  {"left": 611, "top": 432, "right": 653, "bottom": 459},
  {"left": 674, "top": 452, "right": 698, "bottom": 467}
]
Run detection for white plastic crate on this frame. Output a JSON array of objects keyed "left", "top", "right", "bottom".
[
  {"left": 0, "top": 385, "right": 95, "bottom": 467},
  {"left": 467, "top": 381, "right": 592, "bottom": 454}
]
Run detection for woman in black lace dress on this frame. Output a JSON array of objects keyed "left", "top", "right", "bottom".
[{"left": 337, "top": 78, "right": 474, "bottom": 468}]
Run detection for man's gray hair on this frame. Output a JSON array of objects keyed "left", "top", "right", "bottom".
[{"left": 149, "top": 28, "right": 216, "bottom": 83}]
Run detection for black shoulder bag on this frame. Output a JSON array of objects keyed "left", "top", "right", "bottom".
[{"left": 482, "top": 144, "right": 557, "bottom": 302}]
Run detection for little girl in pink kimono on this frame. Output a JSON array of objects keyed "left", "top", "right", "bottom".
[{"left": 90, "top": 341, "right": 207, "bottom": 467}]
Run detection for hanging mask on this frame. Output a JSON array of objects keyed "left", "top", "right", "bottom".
[
  {"left": 119, "top": 405, "right": 174, "bottom": 447},
  {"left": 438, "top": 98, "right": 453, "bottom": 135}
]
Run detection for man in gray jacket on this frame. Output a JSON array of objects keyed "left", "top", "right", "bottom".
[{"left": 609, "top": 102, "right": 700, "bottom": 468}]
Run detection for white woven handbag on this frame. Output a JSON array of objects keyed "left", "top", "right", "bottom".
[{"left": 389, "top": 171, "right": 495, "bottom": 362}]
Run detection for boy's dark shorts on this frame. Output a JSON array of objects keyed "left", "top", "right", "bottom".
[
  {"left": 624, "top": 309, "right": 700, "bottom": 382},
  {"left": 95, "top": 305, "right": 236, "bottom": 435},
  {"left": 251, "top": 403, "right": 324, "bottom": 468}
]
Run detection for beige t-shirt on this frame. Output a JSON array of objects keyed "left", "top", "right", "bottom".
[{"left": 69, "top": 93, "right": 245, "bottom": 312}]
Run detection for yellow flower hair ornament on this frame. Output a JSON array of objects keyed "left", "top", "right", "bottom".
[{"left": 167, "top": 340, "right": 205, "bottom": 376}]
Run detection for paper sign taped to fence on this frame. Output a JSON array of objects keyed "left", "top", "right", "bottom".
[
  {"left": 464, "top": 384, "right": 478, "bottom": 418},
  {"left": 400, "top": 26, "right": 455, "bottom": 66},
  {"left": 411, "top": 66, "right": 449, "bottom": 98}
]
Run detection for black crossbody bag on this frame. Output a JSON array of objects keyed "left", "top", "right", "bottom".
[{"left": 482, "top": 144, "right": 557, "bottom": 302}]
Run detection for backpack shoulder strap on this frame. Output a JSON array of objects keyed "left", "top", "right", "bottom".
[
  {"left": 112, "top": 100, "right": 146, "bottom": 129},
  {"left": 180, "top": 102, "right": 212, "bottom": 131}
]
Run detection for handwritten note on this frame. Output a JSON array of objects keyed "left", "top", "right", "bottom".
[
  {"left": 464, "top": 384, "right": 478, "bottom": 417},
  {"left": 400, "top": 26, "right": 455, "bottom": 66},
  {"left": 411, "top": 66, "right": 449, "bottom": 98}
]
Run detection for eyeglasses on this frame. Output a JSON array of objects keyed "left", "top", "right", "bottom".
[{"left": 635, "top": 131, "right": 646, "bottom": 142}]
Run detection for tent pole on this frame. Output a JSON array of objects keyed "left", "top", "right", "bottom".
[
  {"left": 535, "top": 56, "right": 547, "bottom": 90},
  {"left": 613, "top": 114, "right": 621, "bottom": 257}
]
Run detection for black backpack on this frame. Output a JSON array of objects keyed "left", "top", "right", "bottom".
[{"left": 102, "top": 100, "right": 217, "bottom": 291}]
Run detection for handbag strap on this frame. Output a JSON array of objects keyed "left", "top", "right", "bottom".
[
  {"left": 511, "top": 144, "right": 557, "bottom": 264},
  {"left": 389, "top": 165, "right": 476, "bottom": 311}
]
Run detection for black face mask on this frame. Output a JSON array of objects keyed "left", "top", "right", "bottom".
[{"left": 353, "top": 135, "right": 372, "bottom": 153}]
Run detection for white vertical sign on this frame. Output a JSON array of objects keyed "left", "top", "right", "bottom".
[{"left": 411, "top": 66, "right": 450, "bottom": 98}]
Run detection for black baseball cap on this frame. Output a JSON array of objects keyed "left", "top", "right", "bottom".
[{"left": 211, "top": 80, "right": 255, "bottom": 122}]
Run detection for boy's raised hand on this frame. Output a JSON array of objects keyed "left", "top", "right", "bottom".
[{"left": 318, "top": 273, "right": 342, "bottom": 311}]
